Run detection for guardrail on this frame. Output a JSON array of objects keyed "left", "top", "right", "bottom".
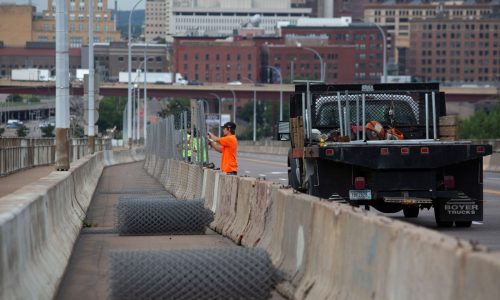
[{"left": 0, "top": 137, "right": 112, "bottom": 176}]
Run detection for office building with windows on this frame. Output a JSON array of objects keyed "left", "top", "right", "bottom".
[{"left": 32, "top": 0, "right": 121, "bottom": 48}]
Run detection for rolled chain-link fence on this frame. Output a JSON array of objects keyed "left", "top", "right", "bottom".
[
  {"left": 109, "top": 248, "right": 277, "bottom": 300},
  {"left": 116, "top": 197, "right": 213, "bottom": 235}
]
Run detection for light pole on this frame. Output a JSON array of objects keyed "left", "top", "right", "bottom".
[
  {"left": 229, "top": 89, "right": 237, "bottom": 122},
  {"left": 296, "top": 43, "right": 325, "bottom": 82},
  {"left": 242, "top": 78, "right": 257, "bottom": 142},
  {"left": 127, "top": 0, "right": 144, "bottom": 147},
  {"left": 209, "top": 93, "right": 222, "bottom": 137},
  {"left": 264, "top": 65, "right": 283, "bottom": 121},
  {"left": 365, "top": 21, "right": 387, "bottom": 83},
  {"left": 87, "top": 0, "right": 95, "bottom": 154},
  {"left": 143, "top": 42, "right": 148, "bottom": 143}
]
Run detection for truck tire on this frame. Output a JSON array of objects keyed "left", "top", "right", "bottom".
[
  {"left": 455, "top": 221, "right": 472, "bottom": 227},
  {"left": 434, "top": 202, "right": 453, "bottom": 227},
  {"left": 403, "top": 205, "right": 419, "bottom": 218},
  {"left": 288, "top": 158, "right": 301, "bottom": 191}
]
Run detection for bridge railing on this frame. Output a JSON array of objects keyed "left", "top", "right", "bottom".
[{"left": 0, "top": 137, "right": 112, "bottom": 176}]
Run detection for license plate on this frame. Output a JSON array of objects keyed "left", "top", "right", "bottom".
[{"left": 349, "top": 190, "right": 372, "bottom": 200}]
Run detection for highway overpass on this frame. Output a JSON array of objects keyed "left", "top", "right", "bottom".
[{"left": 1, "top": 78, "right": 498, "bottom": 102}]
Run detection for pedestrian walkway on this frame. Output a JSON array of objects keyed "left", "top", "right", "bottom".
[
  {"left": 0, "top": 165, "right": 54, "bottom": 198},
  {"left": 55, "top": 161, "right": 241, "bottom": 300}
]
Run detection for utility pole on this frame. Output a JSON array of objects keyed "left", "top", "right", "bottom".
[
  {"left": 88, "top": 0, "right": 95, "bottom": 154},
  {"left": 55, "top": 0, "right": 70, "bottom": 170}
]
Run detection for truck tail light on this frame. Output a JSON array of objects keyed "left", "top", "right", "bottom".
[
  {"left": 325, "top": 149, "right": 334, "bottom": 156},
  {"left": 444, "top": 176, "right": 455, "bottom": 189},
  {"left": 401, "top": 147, "right": 410, "bottom": 155},
  {"left": 476, "top": 146, "right": 485, "bottom": 154},
  {"left": 354, "top": 177, "right": 366, "bottom": 190},
  {"left": 420, "top": 147, "right": 429, "bottom": 154},
  {"left": 380, "top": 148, "right": 389, "bottom": 155}
]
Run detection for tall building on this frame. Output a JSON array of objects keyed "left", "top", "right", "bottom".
[
  {"left": 364, "top": 0, "right": 499, "bottom": 74},
  {"left": 146, "top": 0, "right": 310, "bottom": 41},
  {"left": 0, "top": 4, "right": 34, "bottom": 47},
  {"left": 145, "top": 0, "right": 171, "bottom": 41},
  {"left": 409, "top": 17, "right": 500, "bottom": 84},
  {"left": 32, "top": 0, "right": 121, "bottom": 48}
]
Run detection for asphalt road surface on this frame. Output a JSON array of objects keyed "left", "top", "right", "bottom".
[{"left": 213, "top": 151, "right": 500, "bottom": 251}]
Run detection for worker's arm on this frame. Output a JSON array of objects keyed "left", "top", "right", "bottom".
[
  {"left": 208, "top": 132, "right": 220, "bottom": 142},
  {"left": 207, "top": 132, "right": 222, "bottom": 153}
]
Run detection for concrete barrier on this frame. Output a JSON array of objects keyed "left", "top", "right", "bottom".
[
  {"left": 241, "top": 179, "right": 273, "bottom": 248},
  {"left": 485, "top": 152, "right": 500, "bottom": 172},
  {"left": 173, "top": 162, "right": 190, "bottom": 198},
  {"left": 0, "top": 150, "right": 139, "bottom": 300},
  {"left": 182, "top": 163, "right": 204, "bottom": 199},
  {"left": 211, "top": 174, "right": 239, "bottom": 234},
  {"left": 201, "top": 169, "right": 217, "bottom": 210},
  {"left": 225, "top": 176, "right": 256, "bottom": 244}
]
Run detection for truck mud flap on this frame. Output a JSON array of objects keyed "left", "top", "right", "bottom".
[{"left": 436, "top": 198, "right": 483, "bottom": 222}]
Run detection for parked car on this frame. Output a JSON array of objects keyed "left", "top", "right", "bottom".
[{"left": 6, "top": 120, "right": 22, "bottom": 129}]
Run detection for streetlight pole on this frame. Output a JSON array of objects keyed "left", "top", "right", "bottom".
[
  {"left": 209, "top": 93, "right": 222, "bottom": 137},
  {"left": 229, "top": 89, "right": 237, "bottom": 122},
  {"left": 297, "top": 44, "right": 325, "bottom": 82},
  {"left": 143, "top": 42, "right": 148, "bottom": 143},
  {"left": 241, "top": 78, "right": 257, "bottom": 142},
  {"left": 366, "top": 21, "right": 387, "bottom": 83},
  {"left": 127, "top": 0, "right": 144, "bottom": 147},
  {"left": 264, "top": 65, "right": 283, "bottom": 121}
]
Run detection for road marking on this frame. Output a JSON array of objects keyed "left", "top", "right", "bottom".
[
  {"left": 484, "top": 189, "right": 500, "bottom": 195},
  {"left": 238, "top": 157, "right": 287, "bottom": 167},
  {"left": 472, "top": 221, "right": 483, "bottom": 225},
  {"left": 259, "top": 174, "right": 267, "bottom": 177},
  {"left": 279, "top": 178, "right": 287, "bottom": 181},
  {"left": 244, "top": 170, "right": 251, "bottom": 174},
  {"left": 270, "top": 171, "right": 287, "bottom": 174}
]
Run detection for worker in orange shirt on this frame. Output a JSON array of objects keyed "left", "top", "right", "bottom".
[{"left": 207, "top": 122, "right": 238, "bottom": 175}]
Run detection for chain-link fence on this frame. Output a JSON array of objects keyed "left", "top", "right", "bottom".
[
  {"left": 145, "top": 101, "right": 210, "bottom": 165},
  {"left": 116, "top": 197, "right": 214, "bottom": 235},
  {"left": 109, "top": 248, "right": 277, "bottom": 300}
]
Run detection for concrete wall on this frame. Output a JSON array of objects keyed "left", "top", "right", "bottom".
[
  {"left": 147, "top": 157, "right": 500, "bottom": 300},
  {"left": 0, "top": 149, "right": 143, "bottom": 300}
]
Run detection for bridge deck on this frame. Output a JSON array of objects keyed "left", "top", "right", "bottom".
[{"left": 55, "top": 161, "right": 284, "bottom": 300}]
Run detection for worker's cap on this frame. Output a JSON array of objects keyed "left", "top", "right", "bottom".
[{"left": 222, "top": 122, "right": 237, "bottom": 130}]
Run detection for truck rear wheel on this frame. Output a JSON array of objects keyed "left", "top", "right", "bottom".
[
  {"left": 403, "top": 205, "right": 419, "bottom": 218},
  {"left": 434, "top": 203, "right": 453, "bottom": 227},
  {"left": 288, "top": 158, "right": 302, "bottom": 191}
]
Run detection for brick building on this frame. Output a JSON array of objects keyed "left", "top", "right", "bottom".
[
  {"left": 81, "top": 42, "right": 170, "bottom": 81},
  {"left": 409, "top": 17, "right": 500, "bottom": 84},
  {"left": 174, "top": 37, "right": 261, "bottom": 82},
  {"left": 364, "top": 0, "right": 499, "bottom": 74},
  {"left": 173, "top": 18, "right": 384, "bottom": 84},
  {"left": 0, "top": 45, "right": 81, "bottom": 77}
]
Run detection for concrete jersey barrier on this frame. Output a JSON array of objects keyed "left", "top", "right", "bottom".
[{"left": 0, "top": 149, "right": 141, "bottom": 300}]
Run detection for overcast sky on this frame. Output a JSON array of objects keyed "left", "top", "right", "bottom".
[{"left": 2, "top": 0, "right": 145, "bottom": 11}]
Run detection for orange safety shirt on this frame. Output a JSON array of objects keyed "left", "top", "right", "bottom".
[{"left": 219, "top": 135, "right": 238, "bottom": 173}]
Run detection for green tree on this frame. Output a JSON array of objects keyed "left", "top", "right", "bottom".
[
  {"left": 157, "top": 97, "right": 190, "bottom": 118},
  {"left": 7, "top": 94, "right": 23, "bottom": 103},
  {"left": 236, "top": 99, "right": 282, "bottom": 140},
  {"left": 16, "top": 125, "right": 29, "bottom": 137},
  {"left": 41, "top": 124, "right": 55, "bottom": 137},
  {"left": 459, "top": 104, "right": 500, "bottom": 139},
  {"left": 27, "top": 95, "right": 41, "bottom": 103},
  {"left": 97, "top": 96, "right": 127, "bottom": 133}
]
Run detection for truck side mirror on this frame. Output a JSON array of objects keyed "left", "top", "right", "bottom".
[{"left": 277, "top": 121, "right": 290, "bottom": 141}]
